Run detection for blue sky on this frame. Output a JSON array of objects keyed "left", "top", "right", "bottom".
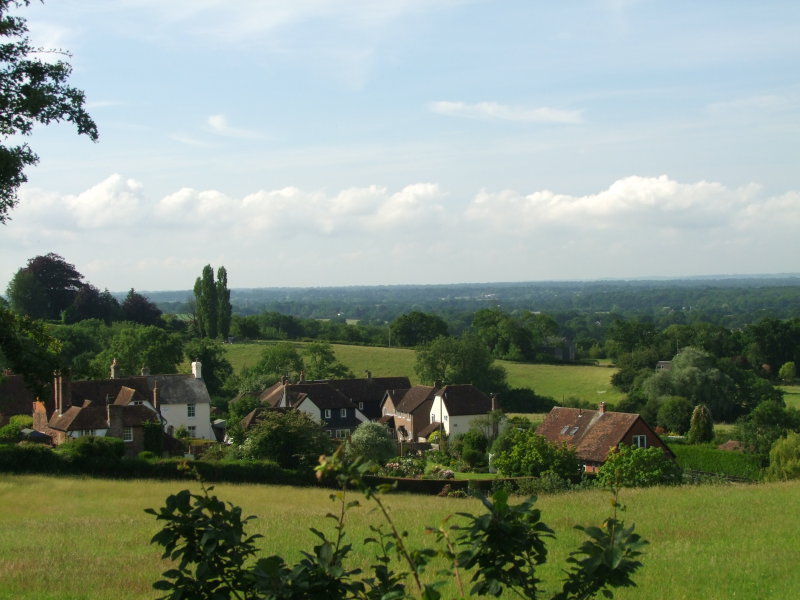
[{"left": 1, "top": 0, "right": 799, "bottom": 292}]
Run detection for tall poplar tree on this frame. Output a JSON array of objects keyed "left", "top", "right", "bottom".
[
  {"left": 216, "top": 266, "right": 232, "bottom": 339},
  {"left": 193, "top": 265, "right": 218, "bottom": 339}
]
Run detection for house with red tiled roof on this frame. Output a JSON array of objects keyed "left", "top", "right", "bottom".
[
  {"left": 379, "top": 385, "right": 437, "bottom": 441},
  {"left": 535, "top": 402, "right": 675, "bottom": 473},
  {"left": 33, "top": 384, "right": 161, "bottom": 456}
]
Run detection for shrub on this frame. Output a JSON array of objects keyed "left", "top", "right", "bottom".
[
  {"left": 687, "top": 404, "right": 714, "bottom": 444},
  {"left": 237, "top": 410, "right": 333, "bottom": 469},
  {"left": 656, "top": 395, "right": 693, "bottom": 434},
  {"left": 597, "top": 444, "right": 682, "bottom": 488},
  {"left": 765, "top": 431, "right": 800, "bottom": 481},
  {"left": 492, "top": 428, "right": 581, "bottom": 480},
  {"left": 345, "top": 422, "right": 395, "bottom": 464},
  {"left": 56, "top": 435, "right": 124, "bottom": 461},
  {"left": 670, "top": 444, "right": 763, "bottom": 480}
]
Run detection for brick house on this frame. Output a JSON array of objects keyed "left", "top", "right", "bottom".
[
  {"left": 535, "top": 402, "right": 675, "bottom": 473},
  {"left": 379, "top": 385, "right": 437, "bottom": 441}
]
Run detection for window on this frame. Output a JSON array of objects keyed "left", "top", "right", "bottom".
[
  {"left": 632, "top": 434, "right": 647, "bottom": 448},
  {"left": 336, "top": 429, "right": 349, "bottom": 439},
  {"left": 187, "top": 425, "right": 196, "bottom": 438},
  {"left": 340, "top": 408, "right": 347, "bottom": 418},
  {"left": 431, "top": 413, "right": 436, "bottom": 421},
  {"left": 123, "top": 427, "right": 133, "bottom": 442},
  {"left": 443, "top": 415, "right": 448, "bottom": 422},
  {"left": 132, "top": 400, "right": 143, "bottom": 406},
  {"left": 187, "top": 403, "right": 196, "bottom": 418},
  {"left": 324, "top": 409, "right": 332, "bottom": 419},
  {"left": 358, "top": 402, "right": 364, "bottom": 410}
]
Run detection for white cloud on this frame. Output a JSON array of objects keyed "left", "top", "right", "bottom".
[
  {"left": 429, "top": 101, "right": 583, "bottom": 124},
  {"left": 206, "top": 114, "right": 268, "bottom": 140}
]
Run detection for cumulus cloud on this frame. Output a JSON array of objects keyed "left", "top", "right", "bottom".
[{"left": 429, "top": 101, "right": 583, "bottom": 124}]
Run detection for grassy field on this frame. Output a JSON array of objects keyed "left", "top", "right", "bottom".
[
  {"left": 224, "top": 342, "right": 621, "bottom": 405},
  {"left": 0, "top": 475, "right": 798, "bottom": 599},
  {"left": 780, "top": 385, "right": 800, "bottom": 409}
]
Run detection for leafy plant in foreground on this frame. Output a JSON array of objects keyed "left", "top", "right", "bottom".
[{"left": 148, "top": 448, "right": 647, "bottom": 599}]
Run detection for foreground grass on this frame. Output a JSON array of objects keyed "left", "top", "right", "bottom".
[
  {"left": 1, "top": 474, "right": 798, "bottom": 599},
  {"left": 224, "top": 342, "right": 621, "bottom": 405}
]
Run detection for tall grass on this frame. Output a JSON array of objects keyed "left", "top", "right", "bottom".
[
  {"left": 670, "top": 444, "right": 764, "bottom": 480},
  {"left": 1, "top": 475, "right": 798, "bottom": 599}
]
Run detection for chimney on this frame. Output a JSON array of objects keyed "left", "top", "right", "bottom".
[
  {"left": 141, "top": 365, "right": 151, "bottom": 376},
  {"left": 53, "top": 371, "right": 72, "bottom": 416},
  {"left": 490, "top": 393, "right": 498, "bottom": 412},
  {"left": 299, "top": 370, "right": 305, "bottom": 382},
  {"left": 191, "top": 361, "right": 202, "bottom": 379},
  {"left": 152, "top": 380, "right": 160, "bottom": 412},
  {"left": 110, "top": 358, "right": 120, "bottom": 379},
  {"left": 365, "top": 370, "right": 372, "bottom": 381},
  {"left": 434, "top": 379, "right": 442, "bottom": 390},
  {"left": 281, "top": 375, "right": 288, "bottom": 386},
  {"left": 599, "top": 401, "right": 606, "bottom": 414}
]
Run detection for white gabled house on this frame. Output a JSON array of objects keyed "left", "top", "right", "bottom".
[{"left": 428, "top": 384, "right": 495, "bottom": 436}]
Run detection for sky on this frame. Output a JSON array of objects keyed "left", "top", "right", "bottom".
[{"left": 1, "top": 0, "right": 799, "bottom": 293}]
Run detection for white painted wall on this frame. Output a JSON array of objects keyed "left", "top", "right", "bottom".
[{"left": 160, "top": 402, "right": 215, "bottom": 440}]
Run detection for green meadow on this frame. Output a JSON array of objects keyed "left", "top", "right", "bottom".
[
  {"left": 0, "top": 475, "right": 797, "bottom": 600},
  {"left": 223, "top": 342, "right": 622, "bottom": 406}
]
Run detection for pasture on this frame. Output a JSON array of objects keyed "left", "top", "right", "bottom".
[{"left": 0, "top": 475, "right": 797, "bottom": 599}]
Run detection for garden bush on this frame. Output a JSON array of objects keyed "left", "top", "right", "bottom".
[{"left": 597, "top": 445, "right": 682, "bottom": 488}]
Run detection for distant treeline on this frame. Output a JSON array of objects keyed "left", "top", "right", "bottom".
[{"left": 149, "top": 277, "right": 800, "bottom": 329}]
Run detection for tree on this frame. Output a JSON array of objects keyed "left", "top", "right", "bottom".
[
  {"left": 121, "top": 289, "right": 162, "bottom": 326},
  {"left": 596, "top": 445, "right": 682, "bottom": 488},
  {"left": 216, "top": 266, "right": 232, "bottom": 339},
  {"left": 779, "top": 361, "right": 797, "bottom": 383},
  {"left": 62, "top": 285, "right": 121, "bottom": 324},
  {"left": 237, "top": 342, "right": 304, "bottom": 393},
  {"left": 390, "top": 310, "right": 449, "bottom": 347},
  {"left": 735, "top": 400, "right": 800, "bottom": 456},
  {"left": 302, "top": 341, "right": 352, "bottom": 380},
  {"left": 686, "top": 404, "right": 714, "bottom": 444},
  {"left": 89, "top": 323, "right": 183, "bottom": 377},
  {"left": 0, "top": 0, "right": 98, "bottom": 224},
  {"left": 193, "top": 265, "right": 218, "bottom": 338},
  {"left": 238, "top": 410, "right": 333, "bottom": 469},
  {"left": 656, "top": 395, "right": 693, "bottom": 435},
  {"left": 345, "top": 422, "right": 395, "bottom": 464},
  {"left": 184, "top": 338, "right": 234, "bottom": 398},
  {"left": 414, "top": 334, "right": 507, "bottom": 393},
  {"left": 7, "top": 253, "right": 85, "bottom": 319},
  {"left": 0, "top": 306, "right": 60, "bottom": 396},
  {"left": 491, "top": 427, "right": 581, "bottom": 479},
  {"left": 765, "top": 431, "right": 800, "bottom": 481}
]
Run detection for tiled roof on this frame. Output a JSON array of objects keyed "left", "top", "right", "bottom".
[
  {"left": 418, "top": 421, "right": 443, "bottom": 439},
  {"left": 439, "top": 385, "right": 492, "bottom": 416},
  {"left": 394, "top": 386, "right": 436, "bottom": 414},
  {"left": 536, "top": 407, "right": 641, "bottom": 463},
  {"left": 286, "top": 383, "right": 355, "bottom": 409},
  {"left": 310, "top": 376, "right": 411, "bottom": 419}
]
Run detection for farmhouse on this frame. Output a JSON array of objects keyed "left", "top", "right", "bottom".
[{"left": 536, "top": 402, "right": 675, "bottom": 472}]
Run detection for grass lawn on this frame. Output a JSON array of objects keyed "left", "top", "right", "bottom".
[
  {"left": 1, "top": 475, "right": 798, "bottom": 599},
  {"left": 780, "top": 385, "right": 800, "bottom": 410},
  {"left": 223, "top": 342, "right": 622, "bottom": 406}
]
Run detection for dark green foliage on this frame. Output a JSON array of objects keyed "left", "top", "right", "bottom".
[
  {"left": 194, "top": 265, "right": 219, "bottom": 339},
  {"left": 7, "top": 253, "right": 85, "bottom": 319},
  {"left": 0, "top": 1, "right": 98, "bottom": 223},
  {"left": 184, "top": 338, "right": 235, "bottom": 397},
  {"left": 238, "top": 410, "right": 334, "bottom": 469},
  {"left": 414, "top": 334, "right": 507, "bottom": 393},
  {"left": 89, "top": 323, "right": 183, "bottom": 377},
  {"left": 0, "top": 414, "right": 31, "bottom": 442},
  {"left": 596, "top": 445, "right": 682, "bottom": 488},
  {"left": 216, "top": 266, "right": 232, "bottom": 339},
  {"left": 734, "top": 400, "right": 800, "bottom": 456},
  {"left": 149, "top": 449, "right": 648, "bottom": 600},
  {"left": 143, "top": 420, "right": 164, "bottom": 455},
  {"left": 237, "top": 341, "right": 304, "bottom": 394},
  {"left": 121, "top": 289, "right": 162, "bottom": 326},
  {"left": 302, "top": 341, "right": 353, "bottom": 379},
  {"left": 656, "top": 396, "right": 693, "bottom": 434},
  {"left": 0, "top": 307, "right": 61, "bottom": 396},
  {"left": 56, "top": 435, "right": 124, "bottom": 461},
  {"left": 686, "top": 404, "right": 714, "bottom": 444},
  {"left": 498, "top": 387, "right": 556, "bottom": 413},
  {"left": 390, "top": 310, "right": 449, "bottom": 347},
  {"left": 492, "top": 428, "right": 582, "bottom": 480}
]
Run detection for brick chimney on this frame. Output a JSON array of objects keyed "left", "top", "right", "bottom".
[
  {"left": 53, "top": 371, "right": 72, "bottom": 416},
  {"left": 110, "top": 358, "right": 120, "bottom": 379},
  {"left": 599, "top": 401, "right": 606, "bottom": 414},
  {"left": 141, "top": 365, "right": 151, "bottom": 376}
]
